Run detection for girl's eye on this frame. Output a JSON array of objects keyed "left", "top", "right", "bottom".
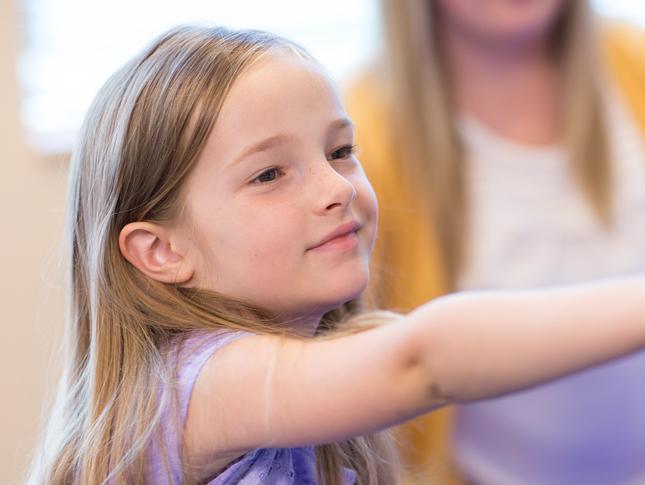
[
  {"left": 328, "top": 144, "right": 357, "bottom": 161},
  {"left": 251, "top": 167, "right": 284, "bottom": 185}
]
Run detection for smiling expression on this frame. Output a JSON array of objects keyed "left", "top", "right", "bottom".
[{"left": 178, "top": 49, "right": 378, "bottom": 325}]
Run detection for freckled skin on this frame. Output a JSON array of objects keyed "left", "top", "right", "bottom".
[{"left": 179, "top": 51, "right": 378, "bottom": 325}]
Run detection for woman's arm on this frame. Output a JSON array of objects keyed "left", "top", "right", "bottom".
[{"left": 184, "top": 276, "right": 645, "bottom": 464}]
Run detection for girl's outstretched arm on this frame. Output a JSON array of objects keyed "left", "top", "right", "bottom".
[
  {"left": 408, "top": 276, "right": 645, "bottom": 402},
  {"left": 184, "top": 276, "right": 645, "bottom": 467}
]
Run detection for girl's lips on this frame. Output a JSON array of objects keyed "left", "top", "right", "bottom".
[
  {"left": 309, "top": 230, "right": 360, "bottom": 252},
  {"left": 308, "top": 220, "right": 362, "bottom": 250}
]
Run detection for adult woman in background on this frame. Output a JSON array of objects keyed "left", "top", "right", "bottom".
[{"left": 345, "top": 0, "right": 645, "bottom": 483}]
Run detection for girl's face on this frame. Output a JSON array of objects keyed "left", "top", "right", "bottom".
[
  {"left": 435, "top": 0, "right": 567, "bottom": 46},
  {"left": 180, "top": 50, "right": 377, "bottom": 326}
]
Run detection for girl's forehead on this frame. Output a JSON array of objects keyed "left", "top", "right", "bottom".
[
  {"left": 202, "top": 51, "right": 346, "bottom": 159},
  {"left": 228, "top": 50, "right": 339, "bottom": 112}
]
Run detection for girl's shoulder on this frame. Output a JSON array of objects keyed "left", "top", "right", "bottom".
[
  {"left": 154, "top": 330, "right": 358, "bottom": 484},
  {"left": 167, "top": 329, "right": 255, "bottom": 437},
  {"left": 169, "top": 330, "right": 252, "bottom": 375},
  {"left": 149, "top": 330, "right": 254, "bottom": 483},
  {"left": 164, "top": 329, "right": 255, "bottom": 405}
]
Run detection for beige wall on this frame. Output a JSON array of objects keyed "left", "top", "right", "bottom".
[{"left": 1, "top": 1, "right": 68, "bottom": 483}]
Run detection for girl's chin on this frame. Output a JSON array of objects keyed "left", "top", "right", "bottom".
[
  {"left": 255, "top": 273, "right": 370, "bottom": 321},
  {"left": 325, "top": 282, "right": 370, "bottom": 310}
]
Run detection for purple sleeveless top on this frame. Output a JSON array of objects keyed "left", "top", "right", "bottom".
[{"left": 147, "top": 330, "right": 357, "bottom": 484}]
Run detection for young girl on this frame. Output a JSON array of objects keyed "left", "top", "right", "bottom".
[{"left": 27, "top": 25, "right": 645, "bottom": 485}]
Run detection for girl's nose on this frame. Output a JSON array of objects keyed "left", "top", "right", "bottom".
[{"left": 312, "top": 163, "right": 357, "bottom": 215}]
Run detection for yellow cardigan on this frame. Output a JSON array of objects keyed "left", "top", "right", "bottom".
[{"left": 344, "top": 24, "right": 645, "bottom": 484}]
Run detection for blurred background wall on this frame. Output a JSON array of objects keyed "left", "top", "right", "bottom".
[{"left": 0, "top": 1, "right": 67, "bottom": 483}]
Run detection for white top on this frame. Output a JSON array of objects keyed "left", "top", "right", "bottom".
[{"left": 453, "top": 88, "right": 645, "bottom": 485}]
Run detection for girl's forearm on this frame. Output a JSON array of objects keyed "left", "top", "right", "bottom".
[{"left": 409, "top": 276, "right": 645, "bottom": 405}]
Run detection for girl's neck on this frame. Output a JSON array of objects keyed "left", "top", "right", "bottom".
[
  {"left": 280, "top": 311, "right": 324, "bottom": 338},
  {"left": 439, "top": 21, "right": 562, "bottom": 146}
]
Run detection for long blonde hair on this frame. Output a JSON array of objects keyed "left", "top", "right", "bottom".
[
  {"left": 26, "top": 25, "right": 400, "bottom": 485},
  {"left": 379, "top": 0, "right": 611, "bottom": 287}
]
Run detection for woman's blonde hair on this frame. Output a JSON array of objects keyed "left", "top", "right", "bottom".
[
  {"left": 26, "top": 25, "right": 400, "bottom": 485},
  {"left": 379, "top": 0, "right": 611, "bottom": 287}
]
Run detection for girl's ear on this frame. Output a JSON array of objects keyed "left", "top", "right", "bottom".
[{"left": 118, "top": 222, "right": 194, "bottom": 284}]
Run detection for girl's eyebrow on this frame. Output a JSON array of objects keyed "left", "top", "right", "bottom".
[
  {"left": 327, "top": 117, "right": 355, "bottom": 135},
  {"left": 229, "top": 118, "right": 355, "bottom": 169},
  {"left": 230, "top": 133, "right": 295, "bottom": 168}
]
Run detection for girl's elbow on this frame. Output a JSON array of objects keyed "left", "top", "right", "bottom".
[{"left": 396, "top": 308, "right": 457, "bottom": 414}]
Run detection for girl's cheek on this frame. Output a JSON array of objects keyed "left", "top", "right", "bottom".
[{"left": 358, "top": 178, "right": 378, "bottom": 216}]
